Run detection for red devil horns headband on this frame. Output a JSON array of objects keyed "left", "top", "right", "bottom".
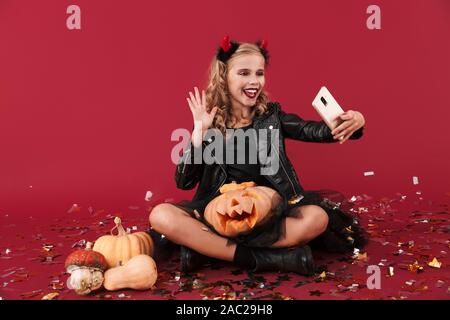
[{"left": 217, "top": 35, "right": 270, "bottom": 64}]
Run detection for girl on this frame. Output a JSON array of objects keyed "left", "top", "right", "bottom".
[{"left": 149, "top": 37, "right": 367, "bottom": 275}]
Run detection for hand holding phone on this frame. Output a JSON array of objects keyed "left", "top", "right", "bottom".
[{"left": 312, "top": 86, "right": 345, "bottom": 131}]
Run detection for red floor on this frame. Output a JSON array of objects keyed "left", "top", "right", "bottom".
[{"left": 0, "top": 191, "right": 449, "bottom": 300}]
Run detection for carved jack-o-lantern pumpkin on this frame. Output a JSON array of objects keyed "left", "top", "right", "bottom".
[{"left": 204, "top": 181, "right": 282, "bottom": 238}]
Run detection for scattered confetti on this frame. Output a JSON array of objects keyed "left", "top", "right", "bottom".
[
  {"left": 318, "top": 271, "right": 327, "bottom": 281},
  {"left": 145, "top": 191, "right": 153, "bottom": 202},
  {"left": 0, "top": 190, "right": 448, "bottom": 300},
  {"left": 20, "top": 290, "right": 43, "bottom": 298},
  {"left": 408, "top": 261, "right": 424, "bottom": 273},
  {"left": 354, "top": 252, "right": 368, "bottom": 262},
  {"left": 67, "top": 204, "right": 80, "bottom": 214},
  {"left": 405, "top": 280, "right": 416, "bottom": 286},
  {"left": 41, "top": 292, "right": 59, "bottom": 300},
  {"left": 389, "top": 266, "right": 395, "bottom": 276},
  {"left": 42, "top": 245, "right": 54, "bottom": 252},
  {"left": 71, "top": 239, "right": 86, "bottom": 248},
  {"left": 412, "top": 176, "right": 419, "bottom": 185},
  {"left": 51, "top": 282, "right": 65, "bottom": 290},
  {"left": 348, "top": 284, "right": 359, "bottom": 292},
  {"left": 428, "top": 257, "right": 442, "bottom": 268}
]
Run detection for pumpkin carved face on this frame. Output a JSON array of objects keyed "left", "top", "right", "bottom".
[{"left": 204, "top": 181, "right": 282, "bottom": 237}]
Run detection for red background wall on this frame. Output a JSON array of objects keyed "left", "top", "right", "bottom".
[{"left": 0, "top": 0, "right": 449, "bottom": 219}]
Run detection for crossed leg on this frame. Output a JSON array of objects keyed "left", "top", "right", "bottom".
[
  {"left": 270, "top": 205, "right": 329, "bottom": 248},
  {"left": 149, "top": 203, "right": 236, "bottom": 261},
  {"left": 149, "top": 203, "right": 329, "bottom": 261}
]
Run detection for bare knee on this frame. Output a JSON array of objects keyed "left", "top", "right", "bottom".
[
  {"left": 306, "top": 205, "right": 329, "bottom": 234},
  {"left": 149, "top": 203, "right": 181, "bottom": 235},
  {"left": 280, "top": 205, "right": 329, "bottom": 247}
]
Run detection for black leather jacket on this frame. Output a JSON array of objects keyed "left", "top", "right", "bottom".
[{"left": 175, "top": 102, "right": 364, "bottom": 208}]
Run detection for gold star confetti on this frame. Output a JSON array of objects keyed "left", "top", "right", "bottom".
[
  {"left": 428, "top": 257, "right": 442, "bottom": 268},
  {"left": 42, "top": 245, "right": 54, "bottom": 252},
  {"left": 319, "top": 271, "right": 327, "bottom": 281},
  {"left": 345, "top": 226, "right": 354, "bottom": 234},
  {"left": 354, "top": 252, "right": 368, "bottom": 261},
  {"left": 41, "top": 292, "right": 59, "bottom": 300},
  {"left": 408, "top": 261, "right": 424, "bottom": 273}
]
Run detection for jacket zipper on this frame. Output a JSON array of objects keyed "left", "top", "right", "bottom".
[
  {"left": 272, "top": 143, "right": 296, "bottom": 195},
  {"left": 212, "top": 156, "right": 227, "bottom": 196},
  {"left": 180, "top": 146, "right": 191, "bottom": 174},
  {"left": 271, "top": 139, "right": 303, "bottom": 204},
  {"left": 256, "top": 117, "right": 303, "bottom": 204}
]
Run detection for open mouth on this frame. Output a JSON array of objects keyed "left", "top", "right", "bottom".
[
  {"left": 242, "top": 88, "right": 259, "bottom": 99},
  {"left": 218, "top": 202, "right": 258, "bottom": 231}
]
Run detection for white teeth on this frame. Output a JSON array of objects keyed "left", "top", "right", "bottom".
[{"left": 243, "top": 89, "right": 258, "bottom": 98}]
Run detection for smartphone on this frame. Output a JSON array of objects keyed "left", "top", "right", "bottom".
[{"left": 312, "top": 86, "right": 345, "bottom": 130}]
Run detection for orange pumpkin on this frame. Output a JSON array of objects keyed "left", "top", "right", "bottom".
[
  {"left": 93, "top": 217, "right": 154, "bottom": 268},
  {"left": 204, "top": 181, "right": 282, "bottom": 237}
]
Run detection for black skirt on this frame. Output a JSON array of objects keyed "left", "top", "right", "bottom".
[{"left": 173, "top": 189, "right": 368, "bottom": 253}]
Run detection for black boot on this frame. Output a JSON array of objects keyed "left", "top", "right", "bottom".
[
  {"left": 180, "top": 246, "right": 214, "bottom": 272},
  {"left": 147, "top": 229, "right": 177, "bottom": 262},
  {"left": 250, "top": 245, "right": 315, "bottom": 276}
]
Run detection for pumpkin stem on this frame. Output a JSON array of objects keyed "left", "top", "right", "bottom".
[
  {"left": 85, "top": 242, "right": 93, "bottom": 250},
  {"left": 111, "top": 216, "right": 127, "bottom": 236},
  {"left": 220, "top": 181, "right": 256, "bottom": 194}
]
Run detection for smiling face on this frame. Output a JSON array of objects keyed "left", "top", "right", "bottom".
[{"left": 226, "top": 53, "right": 266, "bottom": 109}]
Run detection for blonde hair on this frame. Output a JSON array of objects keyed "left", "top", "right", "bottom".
[{"left": 205, "top": 43, "right": 269, "bottom": 136}]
